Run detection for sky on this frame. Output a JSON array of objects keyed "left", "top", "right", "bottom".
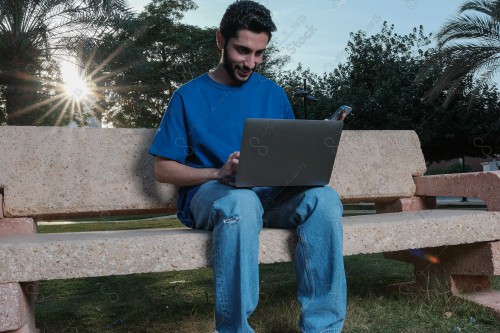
[{"left": 128, "top": 0, "right": 462, "bottom": 74}]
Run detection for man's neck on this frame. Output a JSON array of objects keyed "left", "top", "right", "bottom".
[{"left": 208, "top": 63, "right": 240, "bottom": 86}]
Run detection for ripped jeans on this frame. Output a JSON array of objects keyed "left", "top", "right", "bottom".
[{"left": 190, "top": 180, "right": 346, "bottom": 333}]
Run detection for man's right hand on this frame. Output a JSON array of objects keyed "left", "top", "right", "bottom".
[
  {"left": 218, "top": 151, "right": 240, "bottom": 180},
  {"left": 154, "top": 152, "right": 240, "bottom": 186}
]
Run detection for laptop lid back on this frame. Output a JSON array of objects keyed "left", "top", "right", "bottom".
[{"left": 235, "top": 119, "right": 343, "bottom": 187}]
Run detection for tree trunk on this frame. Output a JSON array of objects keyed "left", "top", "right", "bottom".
[{"left": 5, "top": 71, "right": 40, "bottom": 126}]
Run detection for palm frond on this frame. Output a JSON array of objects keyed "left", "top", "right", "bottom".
[
  {"left": 458, "top": 0, "right": 499, "bottom": 17},
  {"left": 438, "top": 13, "right": 500, "bottom": 46},
  {"left": 419, "top": 0, "right": 500, "bottom": 105}
]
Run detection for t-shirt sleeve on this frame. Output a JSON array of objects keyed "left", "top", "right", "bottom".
[
  {"left": 281, "top": 88, "right": 295, "bottom": 120},
  {"left": 148, "top": 92, "right": 190, "bottom": 164}
]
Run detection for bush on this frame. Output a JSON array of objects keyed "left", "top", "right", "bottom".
[{"left": 425, "top": 161, "right": 472, "bottom": 175}]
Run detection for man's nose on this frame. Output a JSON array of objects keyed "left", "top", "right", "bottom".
[{"left": 244, "top": 54, "right": 257, "bottom": 68}]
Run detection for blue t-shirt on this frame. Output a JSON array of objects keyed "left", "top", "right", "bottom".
[{"left": 149, "top": 72, "right": 294, "bottom": 227}]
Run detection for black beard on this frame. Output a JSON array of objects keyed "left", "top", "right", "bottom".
[{"left": 222, "top": 46, "right": 255, "bottom": 86}]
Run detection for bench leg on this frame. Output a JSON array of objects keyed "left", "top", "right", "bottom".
[
  {"left": 375, "top": 196, "right": 436, "bottom": 213},
  {"left": 384, "top": 242, "right": 500, "bottom": 318},
  {"left": 376, "top": 197, "right": 499, "bottom": 318},
  {"left": 0, "top": 283, "right": 38, "bottom": 333},
  {"left": 0, "top": 218, "right": 39, "bottom": 333}
]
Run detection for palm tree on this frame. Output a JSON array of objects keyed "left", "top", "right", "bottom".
[
  {"left": 421, "top": 0, "right": 500, "bottom": 105},
  {"left": 0, "top": 0, "right": 133, "bottom": 125}
]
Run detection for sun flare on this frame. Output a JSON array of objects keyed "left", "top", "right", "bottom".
[{"left": 61, "top": 61, "right": 90, "bottom": 100}]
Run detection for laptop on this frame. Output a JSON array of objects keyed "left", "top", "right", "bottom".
[{"left": 228, "top": 118, "right": 343, "bottom": 187}]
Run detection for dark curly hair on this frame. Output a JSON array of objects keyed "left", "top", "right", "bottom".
[{"left": 219, "top": 0, "right": 277, "bottom": 41}]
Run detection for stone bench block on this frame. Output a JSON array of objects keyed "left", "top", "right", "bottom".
[
  {"left": 1, "top": 210, "right": 497, "bottom": 284},
  {"left": 415, "top": 171, "right": 500, "bottom": 211},
  {"left": 384, "top": 242, "right": 500, "bottom": 276},
  {"left": 0, "top": 218, "right": 38, "bottom": 333},
  {"left": 457, "top": 290, "right": 500, "bottom": 319},
  {"left": 443, "top": 241, "right": 499, "bottom": 275},
  {"left": 0, "top": 218, "right": 36, "bottom": 235},
  {"left": 330, "top": 130, "right": 426, "bottom": 202},
  {"left": 0, "top": 127, "right": 426, "bottom": 218},
  {"left": 0, "top": 283, "right": 28, "bottom": 331},
  {"left": 0, "top": 127, "right": 177, "bottom": 219},
  {"left": 0, "top": 283, "right": 37, "bottom": 333}
]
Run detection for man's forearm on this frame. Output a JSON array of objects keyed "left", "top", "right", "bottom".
[{"left": 154, "top": 157, "right": 220, "bottom": 186}]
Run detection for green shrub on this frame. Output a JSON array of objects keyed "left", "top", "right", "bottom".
[{"left": 425, "top": 161, "right": 472, "bottom": 175}]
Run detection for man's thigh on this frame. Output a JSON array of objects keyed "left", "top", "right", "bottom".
[
  {"left": 190, "top": 180, "right": 262, "bottom": 230},
  {"left": 254, "top": 186, "right": 322, "bottom": 229}
]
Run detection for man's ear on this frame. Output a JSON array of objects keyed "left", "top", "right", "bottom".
[{"left": 216, "top": 30, "right": 225, "bottom": 50}]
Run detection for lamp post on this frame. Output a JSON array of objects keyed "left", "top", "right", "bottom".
[
  {"left": 293, "top": 78, "right": 317, "bottom": 119},
  {"left": 460, "top": 156, "right": 468, "bottom": 202}
]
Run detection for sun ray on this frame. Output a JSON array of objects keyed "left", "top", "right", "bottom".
[
  {"left": 75, "top": 99, "right": 85, "bottom": 126},
  {"left": 35, "top": 97, "right": 69, "bottom": 125},
  {"left": 9, "top": 91, "right": 68, "bottom": 120},
  {"left": 56, "top": 98, "right": 75, "bottom": 127},
  {"left": 87, "top": 41, "right": 131, "bottom": 79}
]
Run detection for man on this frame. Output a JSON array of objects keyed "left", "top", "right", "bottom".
[{"left": 149, "top": 1, "right": 346, "bottom": 332}]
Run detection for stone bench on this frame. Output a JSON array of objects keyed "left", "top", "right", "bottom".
[{"left": 0, "top": 126, "right": 499, "bottom": 332}]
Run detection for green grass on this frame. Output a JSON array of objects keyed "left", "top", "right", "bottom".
[
  {"left": 37, "top": 217, "right": 183, "bottom": 233},
  {"left": 35, "top": 215, "right": 500, "bottom": 333}
]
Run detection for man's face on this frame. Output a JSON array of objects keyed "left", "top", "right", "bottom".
[{"left": 220, "top": 29, "right": 269, "bottom": 85}]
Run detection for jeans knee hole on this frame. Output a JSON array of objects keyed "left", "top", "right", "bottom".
[{"left": 223, "top": 216, "right": 240, "bottom": 224}]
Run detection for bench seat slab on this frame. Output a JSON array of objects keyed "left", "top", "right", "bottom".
[{"left": 0, "top": 210, "right": 498, "bottom": 283}]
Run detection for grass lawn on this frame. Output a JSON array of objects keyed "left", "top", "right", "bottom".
[{"left": 35, "top": 214, "right": 500, "bottom": 333}]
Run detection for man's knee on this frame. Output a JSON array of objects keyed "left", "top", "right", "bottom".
[
  {"left": 212, "top": 189, "right": 263, "bottom": 221},
  {"left": 303, "top": 186, "right": 343, "bottom": 215}
]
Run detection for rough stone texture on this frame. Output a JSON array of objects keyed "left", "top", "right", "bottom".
[
  {"left": 330, "top": 130, "right": 426, "bottom": 203},
  {"left": 0, "top": 219, "right": 38, "bottom": 333},
  {"left": 414, "top": 171, "right": 500, "bottom": 211},
  {"left": 0, "top": 218, "right": 36, "bottom": 235},
  {"left": 343, "top": 210, "right": 499, "bottom": 255},
  {"left": 0, "top": 127, "right": 426, "bottom": 218},
  {"left": 0, "top": 127, "right": 178, "bottom": 219},
  {"left": 375, "top": 196, "right": 436, "bottom": 214},
  {"left": 0, "top": 283, "right": 27, "bottom": 330},
  {"left": 384, "top": 242, "right": 500, "bottom": 276},
  {"left": 0, "top": 194, "right": 3, "bottom": 219},
  {"left": 0, "top": 210, "right": 498, "bottom": 283},
  {"left": 384, "top": 241, "right": 500, "bottom": 317},
  {"left": 444, "top": 242, "right": 499, "bottom": 275},
  {"left": 0, "top": 283, "right": 38, "bottom": 333},
  {"left": 451, "top": 275, "right": 492, "bottom": 293},
  {"left": 456, "top": 289, "right": 500, "bottom": 319}
]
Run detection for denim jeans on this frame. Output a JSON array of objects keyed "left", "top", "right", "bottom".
[{"left": 190, "top": 180, "right": 346, "bottom": 333}]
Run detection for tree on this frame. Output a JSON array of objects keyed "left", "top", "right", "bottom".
[
  {"left": 0, "top": 0, "right": 132, "bottom": 125},
  {"left": 278, "top": 22, "right": 500, "bottom": 162},
  {"left": 79, "top": 0, "right": 289, "bottom": 128},
  {"left": 276, "top": 64, "right": 335, "bottom": 120},
  {"left": 77, "top": 0, "right": 215, "bottom": 127},
  {"left": 421, "top": 0, "right": 500, "bottom": 105}
]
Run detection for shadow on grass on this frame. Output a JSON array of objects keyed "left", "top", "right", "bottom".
[
  {"left": 35, "top": 254, "right": 500, "bottom": 333},
  {"left": 36, "top": 269, "right": 215, "bottom": 332},
  {"left": 35, "top": 216, "right": 499, "bottom": 332}
]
